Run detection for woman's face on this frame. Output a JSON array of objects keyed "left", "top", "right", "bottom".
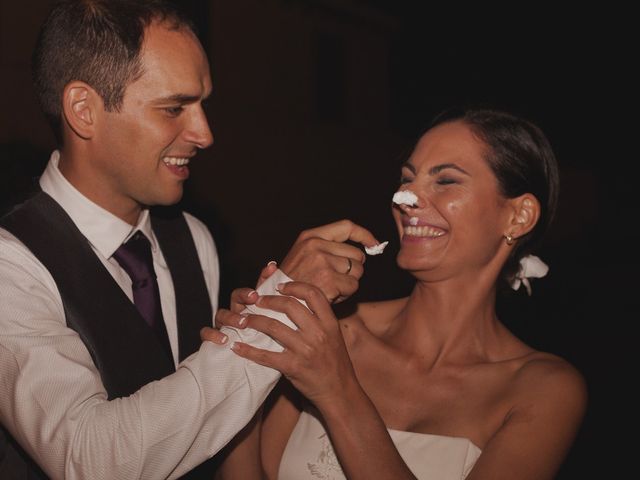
[{"left": 393, "top": 121, "right": 512, "bottom": 280}]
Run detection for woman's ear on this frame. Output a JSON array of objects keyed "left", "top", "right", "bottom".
[
  {"left": 505, "top": 194, "right": 541, "bottom": 241},
  {"left": 61, "top": 81, "right": 100, "bottom": 140}
]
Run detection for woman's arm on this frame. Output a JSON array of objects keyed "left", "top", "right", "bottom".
[
  {"left": 466, "top": 358, "right": 587, "bottom": 480},
  {"left": 260, "top": 379, "right": 305, "bottom": 479},
  {"left": 230, "top": 281, "right": 418, "bottom": 480},
  {"left": 213, "top": 378, "right": 303, "bottom": 480},
  {"left": 213, "top": 408, "right": 264, "bottom": 480}
]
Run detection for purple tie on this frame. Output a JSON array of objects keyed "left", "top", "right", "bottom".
[{"left": 112, "top": 231, "right": 172, "bottom": 357}]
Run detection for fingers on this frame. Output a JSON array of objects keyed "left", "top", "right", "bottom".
[
  {"left": 312, "top": 238, "right": 366, "bottom": 265},
  {"left": 215, "top": 308, "right": 248, "bottom": 329},
  {"left": 200, "top": 326, "right": 229, "bottom": 345},
  {"left": 216, "top": 304, "right": 311, "bottom": 352},
  {"left": 327, "top": 272, "right": 359, "bottom": 304},
  {"left": 298, "top": 219, "right": 379, "bottom": 249},
  {"left": 230, "top": 341, "right": 287, "bottom": 372},
  {"left": 228, "top": 282, "right": 354, "bottom": 404},
  {"left": 237, "top": 313, "right": 301, "bottom": 350},
  {"left": 285, "top": 220, "right": 376, "bottom": 280},
  {"left": 229, "top": 287, "right": 259, "bottom": 313},
  {"left": 275, "top": 220, "right": 380, "bottom": 304},
  {"left": 256, "top": 260, "right": 278, "bottom": 288},
  {"left": 255, "top": 282, "right": 338, "bottom": 334},
  {"left": 320, "top": 243, "right": 367, "bottom": 277},
  {"left": 276, "top": 281, "right": 335, "bottom": 321},
  {"left": 254, "top": 294, "right": 317, "bottom": 332}
]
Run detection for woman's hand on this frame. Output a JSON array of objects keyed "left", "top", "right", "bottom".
[
  {"left": 221, "top": 280, "right": 357, "bottom": 408},
  {"left": 200, "top": 260, "right": 278, "bottom": 345},
  {"left": 279, "top": 220, "right": 378, "bottom": 303}
]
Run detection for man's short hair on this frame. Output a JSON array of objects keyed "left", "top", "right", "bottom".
[{"left": 32, "top": 0, "right": 195, "bottom": 143}]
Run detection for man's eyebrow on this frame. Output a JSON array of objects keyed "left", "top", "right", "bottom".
[
  {"left": 152, "top": 93, "right": 203, "bottom": 104},
  {"left": 428, "top": 163, "right": 470, "bottom": 176}
]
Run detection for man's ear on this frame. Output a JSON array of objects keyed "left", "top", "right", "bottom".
[
  {"left": 61, "top": 81, "right": 100, "bottom": 140},
  {"left": 505, "top": 194, "right": 541, "bottom": 240}
]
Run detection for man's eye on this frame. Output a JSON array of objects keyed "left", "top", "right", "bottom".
[
  {"left": 400, "top": 177, "right": 413, "bottom": 184},
  {"left": 164, "top": 106, "right": 184, "bottom": 116}
]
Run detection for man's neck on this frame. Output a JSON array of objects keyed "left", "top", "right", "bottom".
[{"left": 57, "top": 150, "right": 143, "bottom": 225}]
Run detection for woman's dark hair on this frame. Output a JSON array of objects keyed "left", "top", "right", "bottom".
[
  {"left": 429, "top": 107, "right": 560, "bottom": 286},
  {"left": 32, "top": 0, "right": 195, "bottom": 143}
]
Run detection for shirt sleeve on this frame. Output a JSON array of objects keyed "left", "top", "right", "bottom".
[{"left": 0, "top": 226, "right": 289, "bottom": 480}]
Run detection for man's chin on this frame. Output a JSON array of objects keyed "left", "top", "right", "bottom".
[{"left": 145, "top": 190, "right": 185, "bottom": 208}]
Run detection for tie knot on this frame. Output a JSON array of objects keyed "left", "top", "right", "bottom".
[{"left": 112, "top": 232, "right": 155, "bottom": 286}]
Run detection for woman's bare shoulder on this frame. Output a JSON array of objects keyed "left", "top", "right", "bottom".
[
  {"left": 516, "top": 351, "right": 585, "bottom": 386},
  {"left": 511, "top": 351, "right": 588, "bottom": 418}
]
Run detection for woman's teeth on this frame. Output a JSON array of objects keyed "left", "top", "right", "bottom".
[{"left": 404, "top": 225, "right": 445, "bottom": 238}]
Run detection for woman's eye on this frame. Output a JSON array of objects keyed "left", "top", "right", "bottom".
[{"left": 436, "top": 177, "right": 457, "bottom": 185}]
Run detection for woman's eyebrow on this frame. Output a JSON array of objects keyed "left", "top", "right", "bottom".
[
  {"left": 428, "top": 163, "right": 470, "bottom": 176},
  {"left": 401, "top": 162, "right": 416, "bottom": 174}
]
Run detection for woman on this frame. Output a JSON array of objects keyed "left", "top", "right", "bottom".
[{"left": 210, "top": 108, "right": 587, "bottom": 479}]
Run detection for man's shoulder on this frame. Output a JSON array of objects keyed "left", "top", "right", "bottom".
[
  {"left": 0, "top": 192, "right": 61, "bottom": 265},
  {"left": 0, "top": 225, "right": 59, "bottom": 299},
  {"left": 0, "top": 226, "right": 33, "bottom": 260}
]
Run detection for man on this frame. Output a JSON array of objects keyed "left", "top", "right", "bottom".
[{"left": 0, "top": 1, "right": 375, "bottom": 478}]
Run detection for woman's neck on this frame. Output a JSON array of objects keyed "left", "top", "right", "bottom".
[{"left": 380, "top": 276, "right": 504, "bottom": 368}]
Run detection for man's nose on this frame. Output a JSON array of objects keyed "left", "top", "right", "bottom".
[{"left": 184, "top": 106, "right": 214, "bottom": 149}]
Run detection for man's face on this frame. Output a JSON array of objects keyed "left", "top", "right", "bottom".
[{"left": 91, "top": 21, "right": 213, "bottom": 221}]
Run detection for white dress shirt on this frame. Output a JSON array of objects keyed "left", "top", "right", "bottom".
[{"left": 0, "top": 151, "right": 294, "bottom": 479}]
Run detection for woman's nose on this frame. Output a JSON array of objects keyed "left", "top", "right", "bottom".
[{"left": 394, "top": 189, "right": 424, "bottom": 211}]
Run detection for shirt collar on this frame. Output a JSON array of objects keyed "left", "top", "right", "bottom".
[{"left": 39, "top": 150, "right": 164, "bottom": 264}]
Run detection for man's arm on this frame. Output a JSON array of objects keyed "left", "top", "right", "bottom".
[
  {"left": 0, "top": 228, "right": 284, "bottom": 480},
  {"left": 0, "top": 217, "right": 377, "bottom": 479}
]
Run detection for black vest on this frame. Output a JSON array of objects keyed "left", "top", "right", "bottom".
[{"left": 0, "top": 192, "right": 216, "bottom": 479}]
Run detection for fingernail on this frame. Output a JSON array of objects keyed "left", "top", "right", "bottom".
[
  {"left": 238, "top": 315, "right": 247, "bottom": 327},
  {"left": 230, "top": 341, "right": 241, "bottom": 352},
  {"left": 248, "top": 290, "right": 257, "bottom": 298},
  {"left": 267, "top": 260, "right": 277, "bottom": 266},
  {"left": 276, "top": 282, "right": 285, "bottom": 291},
  {"left": 220, "top": 334, "right": 228, "bottom": 344}
]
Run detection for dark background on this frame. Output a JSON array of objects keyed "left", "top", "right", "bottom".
[{"left": 1, "top": 1, "right": 634, "bottom": 478}]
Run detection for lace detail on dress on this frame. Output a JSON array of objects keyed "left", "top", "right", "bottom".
[{"left": 307, "top": 433, "right": 342, "bottom": 479}]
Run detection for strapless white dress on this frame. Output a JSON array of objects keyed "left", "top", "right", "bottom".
[{"left": 278, "top": 410, "right": 481, "bottom": 480}]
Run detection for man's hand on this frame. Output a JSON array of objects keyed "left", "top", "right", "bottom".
[{"left": 280, "top": 220, "right": 378, "bottom": 303}]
